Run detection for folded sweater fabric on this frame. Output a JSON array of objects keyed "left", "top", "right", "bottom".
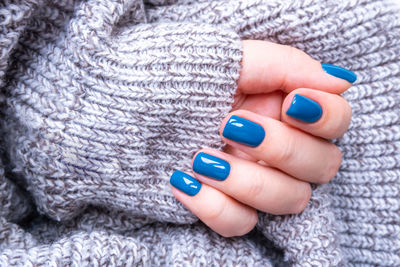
[{"left": 0, "top": 0, "right": 399, "bottom": 265}]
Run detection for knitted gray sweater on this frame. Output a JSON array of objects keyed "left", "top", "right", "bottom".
[{"left": 0, "top": 0, "right": 399, "bottom": 265}]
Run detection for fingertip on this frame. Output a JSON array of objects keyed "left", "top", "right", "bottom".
[
  {"left": 192, "top": 150, "right": 231, "bottom": 182},
  {"left": 284, "top": 93, "right": 323, "bottom": 123},
  {"left": 170, "top": 167, "right": 258, "bottom": 238},
  {"left": 321, "top": 63, "right": 357, "bottom": 84},
  {"left": 170, "top": 170, "right": 202, "bottom": 197},
  {"left": 220, "top": 110, "right": 266, "bottom": 148},
  {"left": 282, "top": 88, "right": 352, "bottom": 139}
]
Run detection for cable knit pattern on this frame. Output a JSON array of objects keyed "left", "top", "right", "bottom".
[{"left": 0, "top": 0, "right": 399, "bottom": 266}]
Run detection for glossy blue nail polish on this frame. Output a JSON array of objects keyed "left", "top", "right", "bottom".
[
  {"left": 322, "top": 63, "right": 357, "bottom": 83},
  {"left": 193, "top": 152, "right": 230, "bottom": 181},
  {"left": 286, "top": 94, "right": 322, "bottom": 123},
  {"left": 222, "top": 115, "right": 265, "bottom": 147},
  {"left": 170, "top": 170, "right": 201, "bottom": 196}
]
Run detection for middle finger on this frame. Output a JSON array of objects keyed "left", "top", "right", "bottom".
[{"left": 219, "top": 110, "right": 342, "bottom": 183}]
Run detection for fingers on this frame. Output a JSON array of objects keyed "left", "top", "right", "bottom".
[
  {"left": 220, "top": 110, "right": 342, "bottom": 183},
  {"left": 170, "top": 157, "right": 311, "bottom": 238},
  {"left": 281, "top": 88, "right": 352, "bottom": 139},
  {"left": 238, "top": 40, "right": 357, "bottom": 95},
  {"left": 192, "top": 149, "right": 312, "bottom": 215},
  {"left": 170, "top": 171, "right": 258, "bottom": 237},
  {"left": 226, "top": 91, "right": 283, "bottom": 162},
  {"left": 232, "top": 91, "right": 283, "bottom": 119}
]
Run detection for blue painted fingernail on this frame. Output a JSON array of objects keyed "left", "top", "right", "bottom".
[
  {"left": 193, "top": 152, "right": 230, "bottom": 181},
  {"left": 170, "top": 170, "right": 201, "bottom": 196},
  {"left": 321, "top": 63, "right": 357, "bottom": 83},
  {"left": 286, "top": 94, "right": 322, "bottom": 123},
  {"left": 222, "top": 115, "right": 265, "bottom": 147}
]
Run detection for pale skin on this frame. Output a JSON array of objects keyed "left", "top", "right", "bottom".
[{"left": 171, "top": 40, "right": 353, "bottom": 237}]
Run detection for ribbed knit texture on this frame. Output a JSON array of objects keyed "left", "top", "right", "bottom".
[{"left": 0, "top": 0, "right": 399, "bottom": 266}]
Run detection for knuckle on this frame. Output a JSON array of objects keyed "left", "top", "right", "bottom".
[
  {"left": 335, "top": 103, "right": 352, "bottom": 137},
  {"left": 204, "top": 195, "right": 228, "bottom": 222},
  {"left": 321, "top": 119, "right": 341, "bottom": 140},
  {"left": 234, "top": 210, "right": 258, "bottom": 236},
  {"left": 280, "top": 46, "right": 298, "bottom": 89},
  {"left": 268, "top": 132, "right": 296, "bottom": 164},
  {"left": 283, "top": 45, "right": 314, "bottom": 67},
  {"left": 324, "top": 99, "right": 353, "bottom": 139},
  {"left": 342, "top": 101, "right": 353, "bottom": 131},
  {"left": 292, "top": 183, "right": 312, "bottom": 214},
  {"left": 283, "top": 45, "right": 303, "bottom": 62},
  {"left": 321, "top": 145, "right": 342, "bottom": 183},
  {"left": 243, "top": 168, "right": 266, "bottom": 200}
]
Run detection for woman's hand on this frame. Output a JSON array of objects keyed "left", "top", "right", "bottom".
[{"left": 170, "top": 40, "right": 356, "bottom": 237}]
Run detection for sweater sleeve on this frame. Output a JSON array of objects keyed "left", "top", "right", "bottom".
[
  {"left": 1, "top": 0, "right": 242, "bottom": 223},
  {"left": 0, "top": 0, "right": 42, "bottom": 224}
]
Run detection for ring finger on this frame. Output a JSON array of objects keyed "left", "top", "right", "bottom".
[{"left": 191, "top": 149, "right": 312, "bottom": 215}]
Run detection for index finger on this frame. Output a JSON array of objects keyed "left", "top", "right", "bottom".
[{"left": 238, "top": 40, "right": 356, "bottom": 95}]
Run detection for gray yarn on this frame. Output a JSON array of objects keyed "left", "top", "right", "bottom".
[{"left": 0, "top": 0, "right": 399, "bottom": 266}]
